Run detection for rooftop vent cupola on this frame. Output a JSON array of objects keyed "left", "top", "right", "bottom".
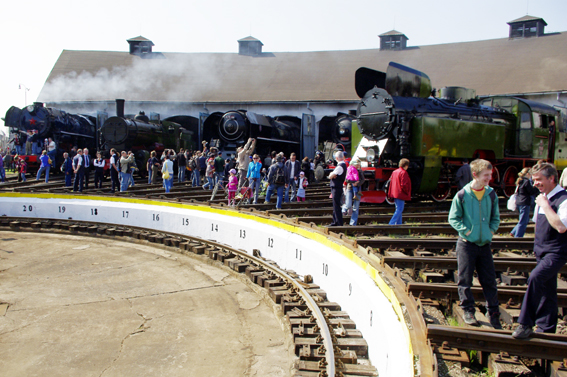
[
  {"left": 127, "top": 36, "right": 155, "bottom": 55},
  {"left": 379, "top": 30, "right": 408, "bottom": 51},
  {"left": 238, "top": 36, "right": 263, "bottom": 56},
  {"left": 507, "top": 15, "right": 547, "bottom": 39}
]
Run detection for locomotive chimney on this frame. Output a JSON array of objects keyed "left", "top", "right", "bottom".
[{"left": 116, "top": 99, "right": 125, "bottom": 118}]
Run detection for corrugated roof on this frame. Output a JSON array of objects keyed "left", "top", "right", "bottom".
[
  {"left": 507, "top": 15, "right": 547, "bottom": 25},
  {"left": 38, "top": 32, "right": 567, "bottom": 103}
]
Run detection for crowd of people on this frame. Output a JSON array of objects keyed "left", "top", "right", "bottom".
[{"left": 3, "top": 136, "right": 567, "bottom": 338}]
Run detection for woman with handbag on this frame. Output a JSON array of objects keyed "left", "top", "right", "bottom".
[{"left": 510, "top": 168, "right": 540, "bottom": 237}]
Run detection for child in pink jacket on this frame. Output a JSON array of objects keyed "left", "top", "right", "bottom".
[
  {"left": 227, "top": 169, "right": 238, "bottom": 206},
  {"left": 345, "top": 162, "right": 360, "bottom": 200}
]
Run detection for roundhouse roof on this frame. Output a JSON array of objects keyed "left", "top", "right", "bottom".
[{"left": 38, "top": 32, "right": 567, "bottom": 103}]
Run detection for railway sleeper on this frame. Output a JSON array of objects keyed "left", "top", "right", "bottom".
[
  {"left": 297, "top": 360, "right": 378, "bottom": 376},
  {"left": 295, "top": 337, "right": 369, "bottom": 358},
  {"left": 431, "top": 341, "right": 470, "bottom": 367}
]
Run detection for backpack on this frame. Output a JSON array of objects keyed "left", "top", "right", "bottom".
[
  {"left": 274, "top": 166, "right": 285, "bottom": 185},
  {"left": 190, "top": 157, "right": 197, "bottom": 171}
]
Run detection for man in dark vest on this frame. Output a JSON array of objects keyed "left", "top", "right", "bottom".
[
  {"left": 513, "top": 163, "right": 567, "bottom": 339},
  {"left": 328, "top": 151, "right": 347, "bottom": 226},
  {"left": 82, "top": 148, "right": 91, "bottom": 189}
]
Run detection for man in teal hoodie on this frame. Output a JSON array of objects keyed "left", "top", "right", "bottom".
[{"left": 449, "top": 158, "right": 502, "bottom": 329}]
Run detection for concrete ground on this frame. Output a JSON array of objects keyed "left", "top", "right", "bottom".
[{"left": 0, "top": 231, "right": 295, "bottom": 376}]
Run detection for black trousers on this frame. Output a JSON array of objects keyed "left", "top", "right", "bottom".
[
  {"left": 83, "top": 167, "right": 91, "bottom": 188},
  {"left": 94, "top": 170, "right": 104, "bottom": 188},
  {"left": 330, "top": 186, "right": 343, "bottom": 226},
  {"left": 73, "top": 168, "right": 85, "bottom": 192},
  {"left": 110, "top": 169, "right": 119, "bottom": 192},
  {"left": 518, "top": 252, "right": 567, "bottom": 332}
]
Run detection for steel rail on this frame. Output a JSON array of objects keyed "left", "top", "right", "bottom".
[
  {"left": 357, "top": 237, "right": 534, "bottom": 251},
  {"left": 382, "top": 256, "right": 567, "bottom": 274},
  {"left": 407, "top": 283, "right": 567, "bottom": 307},
  {"left": 427, "top": 325, "right": 567, "bottom": 361}
]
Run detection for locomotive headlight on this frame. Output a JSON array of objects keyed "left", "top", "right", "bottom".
[
  {"left": 366, "top": 148, "right": 376, "bottom": 162},
  {"left": 27, "top": 104, "right": 35, "bottom": 113}
]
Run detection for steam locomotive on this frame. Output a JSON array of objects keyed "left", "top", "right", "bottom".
[
  {"left": 100, "top": 100, "right": 195, "bottom": 174},
  {"left": 353, "top": 62, "right": 565, "bottom": 202},
  {"left": 4, "top": 102, "right": 97, "bottom": 170},
  {"left": 201, "top": 110, "right": 301, "bottom": 157}
]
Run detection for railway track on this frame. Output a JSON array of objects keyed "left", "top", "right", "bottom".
[
  {"left": 3, "top": 179, "right": 565, "bottom": 375},
  {"left": 0, "top": 217, "right": 378, "bottom": 377}
]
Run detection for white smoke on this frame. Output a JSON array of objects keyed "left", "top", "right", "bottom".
[{"left": 39, "top": 53, "right": 227, "bottom": 103}]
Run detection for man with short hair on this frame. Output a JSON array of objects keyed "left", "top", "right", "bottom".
[
  {"left": 47, "top": 138, "right": 56, "bottom": 167},
  {"left": 120, "top": 151, "right": 135, "bottom": 192},
  {"left": 449, "top": 158, "right": 501, "bottom": 329},
  {"left": 285, "top": 152, "right": 301, "bottom": 202},
  {"left": 62, "top": 152, "right": 73, "bottom": 187},
  {"left": 513, "top": 163, "right": 567, "bottom": 339},
  {"left": 83, "top": 148, "right": 91, "bottom": 189},
  {"left": 109, "top": 149, "right": 119, "bottom": 193},
  {"left": 214, "top": 151, "right": 226, "bottom": 188},
  {"left": 237, "top": 138, "right": 256, "bottom": 189},
  {"left": 72, "top": 149, "right": 84, "bottom": 192},
  {"left": 177, "top": 148, "right": 187, "bottom": 182},
  {"left": 328, "top": 151, "right": 347, "bottom": 226}
]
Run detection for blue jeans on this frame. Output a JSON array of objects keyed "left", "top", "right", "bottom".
[
  {"left": 214, "top": 172, "right": 224, "bottom": 188},
  {"left": 178, "top": 167, "right": 186, "bottom": 182},
  {"left": 120, "top": 172, "right": 130, "bottom": 192},
  {"left": 456, "top": 238, "right": 499, "bottom": 315},
  {"left": 389, "top": 199, "right": 405, "bottom": 225},
  {"left": 265, "top": 184, "right": 284, "bottom": 208},
  {"left": 511, "top": 205, "right": 530, "bottom": 237},
  {"left": 164, "top": 177, "right": 173, "bottom": 193},
  {"left": 249, "top": 178, "right": 261, "bottom": 204},
  {"left": 342, "top": 189, "right": 361, "bottom": 225},
  {"left": 192, "top": 170, "right": 200, "bottom": 187},
  {"left": 36, "top": 165, "right": 50, "bottom": 182},
  {"left": 147, "top": 169, "right": 152, "bottom": 184},
  {"left": 203, "top": 177, "right": 214, "bottom": 189},
  {"left": 129, "top": 169, "right": 135, "bottom": 186},
  {"left": 0, "top": 167, "right": 5, "bottom": 182},
  {"left": 285, "top": 179, "right": 297, "bottom": 202}
]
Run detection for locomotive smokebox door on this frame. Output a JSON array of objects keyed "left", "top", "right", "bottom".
[{"left": 356, "top": 88, "right": 395, "bottom": 141}]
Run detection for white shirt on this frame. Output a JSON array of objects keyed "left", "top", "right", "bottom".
[
  {"left": 48, "top": 141, "right": 56, "bottom": 152},
  {"left": 331, "top": 162, "right": 344, "bottom": 176},
  {"left": 94, "top": 159, "right": 105, "bottom": 168},
  {"left": 533, "top": 185, "right": 567, "bottom": 227}
]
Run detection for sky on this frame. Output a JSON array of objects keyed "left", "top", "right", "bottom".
[{"left": 1, "top": 0, "right": 567, "bottom": 137}]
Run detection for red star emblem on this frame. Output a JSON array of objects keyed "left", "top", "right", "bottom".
[{"left": 29, "top": 118, "right": 37, "bottom": 125}]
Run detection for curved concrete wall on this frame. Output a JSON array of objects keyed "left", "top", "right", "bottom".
[{"left": 0, "top": 193, "right": 414, "bottom": 377}]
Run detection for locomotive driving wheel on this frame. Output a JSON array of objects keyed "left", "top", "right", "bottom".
[
  {"left": 430, "top": 181, "right": 452, "bottom": 202},
  {"left": 502, "top": 166, "right": 518, "bottom": 198},
  {"left": 383, "top": 179, "right": 395, "bottom": 205}
]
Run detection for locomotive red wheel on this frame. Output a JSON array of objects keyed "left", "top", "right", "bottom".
[
  {"left": 502, "top": 166, "right": 518, "bottom": 198},
  {"left": 431, "top": 182, "right": 451, "bottom": 202}
]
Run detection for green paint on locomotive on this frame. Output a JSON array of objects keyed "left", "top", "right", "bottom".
[{"left": 409, "top": 116, "right": 506, "bottom": 193}]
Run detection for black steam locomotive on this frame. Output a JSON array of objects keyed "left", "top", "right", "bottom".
[
  {"left": 202, "top": 110, "right": 301, "bottom": 157},
  {"left": 100, "top": 100, "right": 195, "bottom": 173},
  {"left": 4, "top": 102, "right": 97, "bottom": 170}
]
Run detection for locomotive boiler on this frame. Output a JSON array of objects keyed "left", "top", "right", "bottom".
[
  {"left": 4, "top": 102, "right": 97, "bottom": 170},
  {"left": 202, "top": 110, "right": 301, "bottom": 157},
  {"left": 101, "top": 101, "right": 194, "bottom": 174},
  {"left": 353, "top": 62, "right": 564, "bottom": 202}
]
